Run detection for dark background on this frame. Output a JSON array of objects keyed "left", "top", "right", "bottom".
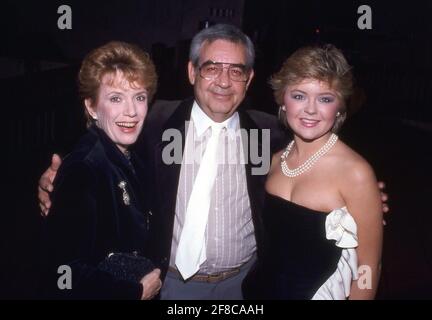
[{"left": 1, "top": 0, "right": 431, "bottom": 299}]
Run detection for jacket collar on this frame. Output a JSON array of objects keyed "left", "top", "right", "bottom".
[
  {"left": 88, "top": 125, "right": 135, "bottom": 173},
  {"left": 191, "top": 101, "right": 240, "bottom": 138}
]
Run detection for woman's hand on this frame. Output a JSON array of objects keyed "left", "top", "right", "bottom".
[{"left": 140, "top": 268, "right": 162, "bottom": 300}]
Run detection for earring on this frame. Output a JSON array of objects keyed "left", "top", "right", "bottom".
[
  {"left": 278, "top": 105, "right": 285, "bottom": 118},
  {"left": 336, "top": 111, "right": 341, "bottom": 117}
]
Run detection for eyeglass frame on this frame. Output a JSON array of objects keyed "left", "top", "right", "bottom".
[{"left": 197, "top": 60, "right": 252, "bottom": 82}]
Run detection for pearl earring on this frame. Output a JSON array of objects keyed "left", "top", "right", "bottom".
[{"left": 336, "top": 112, "right": 341, "bottom": 117}]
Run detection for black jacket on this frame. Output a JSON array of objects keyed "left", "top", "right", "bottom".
[
  {"left": 136, "top": 98, "right": 288, "bottom": 277},
  {"left": 39, "top": 126, "right": 154, "bottom": 299}
]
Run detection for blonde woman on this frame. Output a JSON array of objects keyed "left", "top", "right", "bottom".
[{"left": 243, "top": 44, "right": 383, "bottom": 300}]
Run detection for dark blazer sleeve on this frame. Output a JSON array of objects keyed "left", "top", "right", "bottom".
[
  {"left": 246, "top": 109, "right": 290, "bottom": 153},
  {"left": 40, "top": 161, "right": 143, "bottom": 300}
]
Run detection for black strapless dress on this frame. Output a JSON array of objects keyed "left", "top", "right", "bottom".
[{"left": 243, "top": 192, "right": 358, "bottom": 300}]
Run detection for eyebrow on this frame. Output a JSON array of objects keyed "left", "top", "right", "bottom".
[
  {"left": 105, "top": 89, "right": 148, "bottom": 96},
  {"left": 200, "top": 60, "right": 246, "bottom": 68},
  {"left": 290, "top": 89, "right": 336, "bottom": 96},
  {"left": 133, "top": 90, "right": 148, "bottom": 95}
]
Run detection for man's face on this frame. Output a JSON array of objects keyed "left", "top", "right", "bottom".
[{"left": 188, "top": 39, "right": 254, "bottom": 122}]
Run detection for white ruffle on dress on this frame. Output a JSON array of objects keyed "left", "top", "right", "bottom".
[{"left": 312, "top": 207, "right": 359, "bottom": 300}]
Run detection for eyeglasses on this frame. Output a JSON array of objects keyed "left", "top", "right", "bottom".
[{"left": 198, "top": 60, "right": 250, "bottom": 82}]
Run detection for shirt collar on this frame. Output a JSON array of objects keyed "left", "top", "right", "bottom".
[{"left": 191, "top": 101, "right": 239, "bottom": 138}]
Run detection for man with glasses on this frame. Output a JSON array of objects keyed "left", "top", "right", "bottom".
[{"left": 143, "top": 23, "right": 285, "bottom": 299}]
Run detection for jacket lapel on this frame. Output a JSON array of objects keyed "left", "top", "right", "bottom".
[
  {"left": 238, "top": 110, "right": 267, "bottom": 251},
  {"left": 153, "top": 98, "right": 194, "bottom": 221}
]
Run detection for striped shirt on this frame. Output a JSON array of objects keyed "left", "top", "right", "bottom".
[{"left": 170, "top": 102, "right": 256, "bottom": 274}]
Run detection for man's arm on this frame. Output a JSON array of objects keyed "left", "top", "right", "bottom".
[{"left": 38, "top": 154, "right": 62, "bottom": 216}]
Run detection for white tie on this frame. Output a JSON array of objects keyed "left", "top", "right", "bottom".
[{"left": 175, "top": 123, "right": 224, "bottom": 280}]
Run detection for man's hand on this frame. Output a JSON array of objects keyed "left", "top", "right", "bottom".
[
  {"left": 378, "top": 181, "right": 389, "bottom": 225},
  {"left": 38, "top": 154, "right": 62, "bottom": 217},
  {"left": 140, "top": 268, "right": 162, "bottom": 300}
]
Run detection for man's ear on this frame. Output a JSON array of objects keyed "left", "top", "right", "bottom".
[
  {"left": 84, "top": 99, "right": 97, "bottom": 120},
  {"left": 188, "top": 61, "right": 197, "bottom": 85},
  {"left": 245, "top": 69, "right": 255, "bottom": 90}
]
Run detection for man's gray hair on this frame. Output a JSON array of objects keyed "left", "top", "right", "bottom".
[{"left": 189, "top": 24, "right": 255, "bottom": 69}]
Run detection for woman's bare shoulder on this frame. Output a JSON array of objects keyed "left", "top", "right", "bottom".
[{"left": 331, "top": 140, "right": 378, "bottom": 187}]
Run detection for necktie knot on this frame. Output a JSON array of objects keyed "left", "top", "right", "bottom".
[{"left": 210, "top": 122, "right": 225, "bottom": 135}]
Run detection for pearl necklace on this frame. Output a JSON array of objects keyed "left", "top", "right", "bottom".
[{"left": 280, "top": 133, "right": 338, "bottom": 177}]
